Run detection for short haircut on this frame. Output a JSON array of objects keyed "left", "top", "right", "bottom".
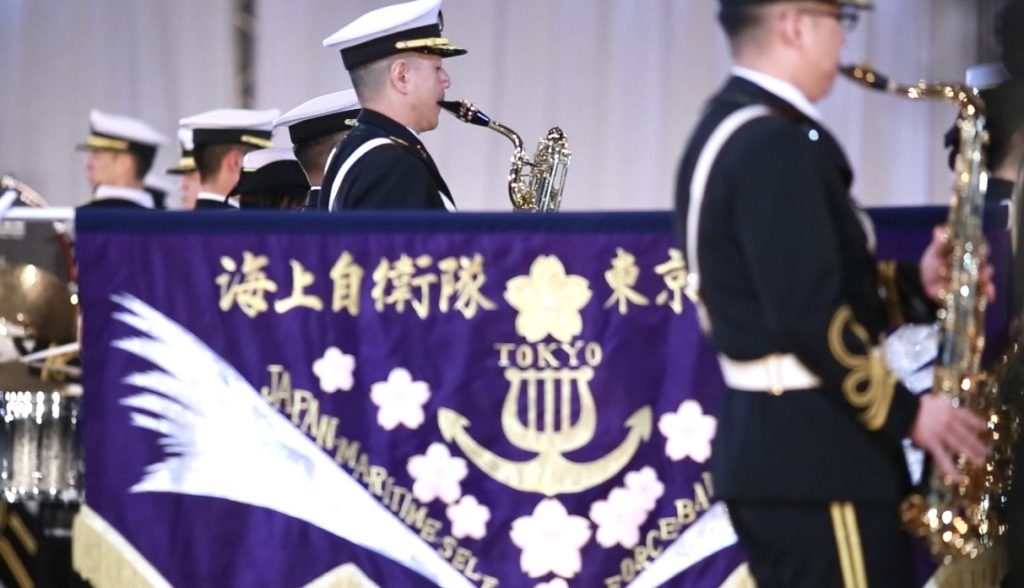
[
  {"left": 294, "top": 130, "right": 348, "bottom": 179},
  {"left": 194, "top": 144, "right": 252, "bottom": 183},
  {"left": 349, "top": 54, "right": 400, "bottom": 103},
  {"left": 718, "top": 6, "right": 766, "bottom": 42},
  {"left": 132, "top": 151, "right": 155, "bottom": 181}
]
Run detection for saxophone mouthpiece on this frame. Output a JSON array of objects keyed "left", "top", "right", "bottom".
[
  {"left": 840, "top": 63, "right": 894, "bottom": 92},
  {"left": 438, "top": 100, "right": 492, "bottom": 127}
]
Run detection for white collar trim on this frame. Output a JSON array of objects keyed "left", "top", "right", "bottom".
[
  {"left": 731, "top": 66, "right": 821, "bottom": 122},
  {"left": 197, "top": 191, "right": 239, "bottom": 208},
  {"left": 93, "top": 185, "right": 154, "bottom": 208}
]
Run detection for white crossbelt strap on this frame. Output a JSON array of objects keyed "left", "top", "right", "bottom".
[
  {"left": 439, "top": 190, "right": 457, "bottom": 212},
  {"left": 688, "top": 105, "right": 821, "bottom": 394},
  {"left": 327, "top": 138, "right": 393, "bottom": 211},
  {"left": 686, "top": 104, "right": 771, "bottom": 313}
]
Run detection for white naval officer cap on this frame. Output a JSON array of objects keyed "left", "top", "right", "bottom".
[
  {"left": 323, "top": 0, "right": 466, "bottom": 71},
  {"left": 77, "top": 109, "right": 167, "bottom": 155},
  {"left": 166, "top": 127, "right": 197, "bottom": 175},
  {"left": 274, "top": 89, "right": 362, "bottom": 145},
  {"left": 178, "top": 108, "right": 281, "bottom": 150},
  {"left": 233, "top": 147, "right": 310, "bottom": 195},
  {"left": 966, "top": 62, "right": 1010, "bottom": 91}
]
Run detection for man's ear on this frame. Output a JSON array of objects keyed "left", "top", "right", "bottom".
[
  {"left": 114, "top": 152, "right": 138, "bottom": 182},
  {"left": 776, "top": 7, "right": 804, "bottom": 49},
  {"left": 390, "top": 58, "right": 411, "bottom": 94},
  {"left": 225, "top": 148, "right": 245, "bottom": 175}
]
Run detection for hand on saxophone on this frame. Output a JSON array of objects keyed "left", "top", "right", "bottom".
[
  {"left": 919, "top": 226, "right": 996, "bottom": 303},
  {"left": 910, "top": 393, "right": 989, "bottom": 481}
]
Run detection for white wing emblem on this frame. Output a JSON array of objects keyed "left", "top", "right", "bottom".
[{"left": 109, "top": 292, "right": 472, "bottom": 588}]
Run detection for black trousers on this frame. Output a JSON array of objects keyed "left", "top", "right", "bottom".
[{"left": 727, "top": 500, "right": 914, "bottom": 588}]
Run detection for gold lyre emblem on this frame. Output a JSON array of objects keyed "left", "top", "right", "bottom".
[
  {"left": 439, "top": 363, "right": 651, "bottom": 497},
  {"left": 439, "top": 255, "right": 651, "bottom": 496}
]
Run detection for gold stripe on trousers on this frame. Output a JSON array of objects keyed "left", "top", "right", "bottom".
[{"left": 830, "top": 502, "right": 868, "bottom": 588}]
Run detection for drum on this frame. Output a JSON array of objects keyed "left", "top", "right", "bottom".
[
  {"left": 0, "top": 191, "right": 81, "bottom": 503},
  {"left": 0, "top": 378, "right": 82, "bottom": 502}
]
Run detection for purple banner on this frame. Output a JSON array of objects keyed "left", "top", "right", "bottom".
[
  {"left": 74, "top": 207, "right": 1012, "bottom": 588},
  {"left": 75, "top": 211, "right": 741, "bottom": 588}
]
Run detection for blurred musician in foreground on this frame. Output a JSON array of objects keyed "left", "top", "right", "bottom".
[
  {"left": 320, "top": 0, "right": 465, "bottom": 211},
  {"left": 675, "top": 1, "right": 991, "bottom": 585},
  {"left": 274, "top": 89, "right": 361, "bottom": 211},
  {"left": 77, "top": 109, "right": 166, "bottom": 209}
]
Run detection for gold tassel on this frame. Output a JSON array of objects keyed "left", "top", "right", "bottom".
[
  {"left": 71, "top": 505, "right": 171, "bottom": 588},
  {"left": 719, "top": 563, "right": 757, "bottom": 588},
  {"left": 303, "top": 563, "right": 380, "bottom": 588}
]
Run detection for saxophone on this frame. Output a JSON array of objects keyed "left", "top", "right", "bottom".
[
  {"left": 842, "top": 64, "right": 1013, "bottom": 564},
  {"left": 439, "top": 100, "right": 571, "bottom": 211}
]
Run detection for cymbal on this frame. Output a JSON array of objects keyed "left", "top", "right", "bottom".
[{"left": 0, "top": 264, "right": 76, "bottom": 345}]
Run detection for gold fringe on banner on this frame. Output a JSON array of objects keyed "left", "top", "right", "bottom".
[
  {"left": 303, "top": 563, "right": 380, "bottom": 588},
  {"left": 924, "top": 544, "right": 1007, "bottom": 588},
  {"left": 71, "top": 505, "right": 171, "bottom": 588},
  {"left": 719, "top": 563, "right": 757, "bottom": 588}
]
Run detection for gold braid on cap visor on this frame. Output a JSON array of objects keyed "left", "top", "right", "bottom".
[
  {"left": 84, "top": 135, "right": 131, "bottom": 151},
  {"left": 395, "top": 37, "right": 459, "bottom": 51},
  {"left": 240, "top": 135, "right": 273, "bottom": 148}
]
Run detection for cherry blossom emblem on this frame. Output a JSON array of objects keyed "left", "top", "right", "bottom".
[
  {"left": 370, "top": 367, "right": 431, "bottom": 431},
  {"left": 311, "top": 346, "right": 355, "bottom": 394},
  {"left": 589, "top": 467, "right": 665, "bottom": 549},
  {"left": 510, "top": 498, "right": 592, "bottom": 579},
  {"left": 446, "top": 495, "right": 491, "bottom": 540},
  {"left": 658, "top": 399, "right": 717, "bottom": 463},
  {"left": 407, "top": 442, "right": 468, "bottom": 504},
  {"left": 504, "top": 255, "right": 592, "bottom": 343}
]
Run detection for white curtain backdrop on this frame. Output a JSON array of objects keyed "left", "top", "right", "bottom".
[
  {"left": 0, "top": 0, "right": 237, "bottom": 209},
  {"left": 2, "top": 0, "right": 980, "bottom": 210}
]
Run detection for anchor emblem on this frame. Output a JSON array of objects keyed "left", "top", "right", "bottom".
[{"left": 438, "top": 365, "right": 652, "bottom": 497}]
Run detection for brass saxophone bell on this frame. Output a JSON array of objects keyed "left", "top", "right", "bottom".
[{"left": 440, "top": 99, "right": 571, "bottom": 212}]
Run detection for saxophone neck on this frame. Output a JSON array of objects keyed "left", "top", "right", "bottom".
[
  {"left": 438, "top": 100, "right": 524, "bottom": 150},
  {"left": 840, "top": 63, "right": 985, "bottom": 117},
  {"left": 486, "top": 120, "right": 525, "bottom": 152}
]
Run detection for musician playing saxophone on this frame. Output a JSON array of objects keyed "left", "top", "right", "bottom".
[
  {"left": 675, "top": 1, "right": 992, "bottom": 585},
  {"left": 320, "top": 0, "right": 466, "bottom": 211}
]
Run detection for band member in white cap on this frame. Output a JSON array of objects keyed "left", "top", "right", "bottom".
[
  {"left": 274, "top": 89, "right": 361, "bottom": 210},
  {"left": 232, "top": 147, "right": 310, "bottom": 210},
  {"left": 321, "top": 0, "right": 465, "bottom": 211},
  {"left": 165, "top": 127, "right": 202, "bottom": 209},
  {"left": 178, "top": 108, "right": 280, "bottom": 210},
  {"left": 78, "top": 109, "right": 167, "bottom": 209}
]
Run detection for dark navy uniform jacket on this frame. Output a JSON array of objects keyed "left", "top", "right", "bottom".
[
  {"left": 78, "top": 186, "right": 155, "bottom": 210},
  {"left": 322, "top": 109, "right": 453, "bottom": 211},
  {"left": 194, "top": 199, "right": 234, "bottom": 210},
  {"left": 78, "top": 199, "right": 149, "bottom": 209},
  {"left": 676, "top": 76, "right": 935, "bottom": 505}
]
